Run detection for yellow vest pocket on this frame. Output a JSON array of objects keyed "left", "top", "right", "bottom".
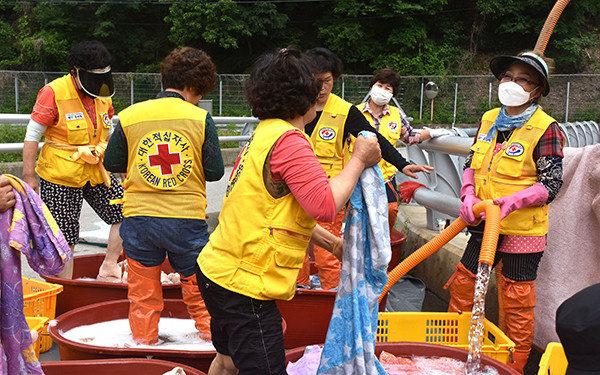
[{"left": 66, "top": 121, "right": 90, "bottom": 144}]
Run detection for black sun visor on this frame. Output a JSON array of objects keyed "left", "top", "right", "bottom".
[{"left": 76, "top": 66, "right": 115, "bottom": 98}]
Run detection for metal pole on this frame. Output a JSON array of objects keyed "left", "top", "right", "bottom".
[
  {"left": 488, "top": 81, "right": 492, "bottom": 109},
  {"left": 430, "top": 98, "right": 434, "bottom": 122},
  {"left": 130, "top": 75, "right": 134, "bottom": 105},
  {"left": 565, "top": 78, "right": 570, "bottom": 123},
  {"left": 219, "top": 79, "right": 223, "bottom": 116},
  {"left": 15, "top": 74, "right": 19, "bottom": 113},
  {"left": 453, "top": 81, "right": 458, "bottom": 125},
  {"left": 341, "top": 78, "right": 345, "bottom": 100},
  {"left": 419, "top": 77, "right": 424, "bottom": 121}
]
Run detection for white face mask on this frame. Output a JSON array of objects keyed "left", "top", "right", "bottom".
[
  {"left": 370, "top": 85, "right": 393, "bottom": 106},
  {"left": 498, "top": 81, "right": 537, "bottom": 107}
]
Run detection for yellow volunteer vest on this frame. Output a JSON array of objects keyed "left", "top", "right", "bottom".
[
  {"left": 198, "top": 118, "right": 317, "bottom": 301},
  {"left": 471, "top": 107, "right": 556, "bottom": 236},
  {"left": 36, "top": 75, "right": 112, "bottom": 187},
  {"left": 118, "top": 97, "right": 207, "bottom": 219},
  {"left": 357, "top": 102, "right": 402, "bottom": 181},
  {"left": 310, "top": 93, "right": 353, "bottom": 179}
]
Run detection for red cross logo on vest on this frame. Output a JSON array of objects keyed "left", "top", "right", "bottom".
[{"left": 148, "top": 143, "right": 181, "bottom": 175}]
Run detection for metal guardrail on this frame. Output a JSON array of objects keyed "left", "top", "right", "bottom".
[
  {"left": 0, "top": 114, "right": 257, "bottom": 152},
  {"left": 2, "top": 113, "right": 599, "bottom": 230},
  {"left": 558, "top": 121, "right": 600, "bottom": 147}
]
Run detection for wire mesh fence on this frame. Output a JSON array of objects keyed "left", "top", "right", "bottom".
[{"left": 1, "top": 70, "right": 599, "bottom": 125}]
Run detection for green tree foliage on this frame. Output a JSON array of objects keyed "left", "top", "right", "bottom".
[
  {"left": 0, "top": 0, "right": 173, "bottom": 72},
  {"left": 0, "top": 0, "right": 598, "bottom": 74},
  {"left": 166, "top": 0, "right": 292, "bottom": 73},
  {"left": 311, "top": 0, "right": 450, "bottom": 75},
  {"left": 474, "top": 0, "right": 600, "bottom": 72}
]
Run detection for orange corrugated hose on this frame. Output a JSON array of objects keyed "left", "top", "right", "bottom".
[
  {"left": 379, "top": 200, "right": 501, "bottom": 302},
  {"left": 534, "top": 0, "right": 572, "bottom": 54}
]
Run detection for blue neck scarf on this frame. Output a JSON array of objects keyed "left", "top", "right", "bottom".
[{"left": 483, "top": 104, "right": 540, "bottom": 142}]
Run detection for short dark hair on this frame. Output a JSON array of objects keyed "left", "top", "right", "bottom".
[
  {"left": 304, "top": 47, "right": 343, "bottom": 80},
  {"left": 160, "top": 47, "right": 217, "bottom": 96},
  {"left": 370, "top": 68, "right": 401, "bottom": 96},
  {"left": 67, "top": 41, "right": 112, "bottom": 71},
  {"left": 245, "top": 47, "right": 320, "bottom": 120}
]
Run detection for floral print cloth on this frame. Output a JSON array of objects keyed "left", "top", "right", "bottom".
[
  {"left": 0, "top": 175, "right": 71, "bottom": 375},
  {"left": 317, "top": 132, "right": 391, "bottom": 374}
]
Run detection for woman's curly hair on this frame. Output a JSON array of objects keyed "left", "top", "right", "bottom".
[
  {"left": 245, "top": 47, "right": 320, "bottom": 120},
  {"left": 161, "top": 47, "right": 217, "bottom": 96},
  {"left": 67, "top": 41, "right": 112, "bottom": 71},
  {"left": 370, "top": 68, "right": 401, "bottom": 96}
]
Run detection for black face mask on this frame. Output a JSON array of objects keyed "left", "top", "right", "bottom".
[{"left": 75, "top": 66, "right": 115, "bottom": 98}]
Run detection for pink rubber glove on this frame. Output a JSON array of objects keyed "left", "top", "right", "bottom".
[
  {"left": 458, "top": 168, "right": 482, "bottom": 225},
  {"left": 398, "top": 181, "right": 427, "bottom": 204},
  {"left": 489, "top": 182, "right": 548, "bottom": 221}
]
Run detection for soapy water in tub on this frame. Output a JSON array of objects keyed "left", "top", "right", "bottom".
[
  {"left": 60, "top": 318, "right": 215, "bottom": 351},
  {"left": 287, "top": 346, "right": 500, "bottom": 375}
]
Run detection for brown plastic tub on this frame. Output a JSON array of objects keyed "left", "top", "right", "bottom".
[
  {"left": 285, "top": 342, "right": 519, "bottom": 374},
  {"left": 49, "top": 298, "right": 287, "bottom": 373},
  {"left": 277, "top": 288, "right": 337, "bottom": 349},
  {"left": 49, "top": 299, "right": 217, "bottom": 372},
  {"left": 43, "top": 254, "right": 182, "bottom": 316},
  {"left": 41, "top": 358, "right": 206, "bottom": 375},
  {"left": 277, "top": 229, "right": 406, "bottom": 349}
]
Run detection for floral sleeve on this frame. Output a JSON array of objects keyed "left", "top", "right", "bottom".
[{"left": 536, "top": 155, "right": 563, "bottom": 204}]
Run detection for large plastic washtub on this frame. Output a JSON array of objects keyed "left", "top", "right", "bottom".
[
  {"left": 41, "top": 358, "right": 206, "bottom": 375},
  {"left": 49, "top": 298, "right": 287, "bottom": 373},
  {"left": 42, "top": 254, "right": 182, "bottom": 316},
  {"left": 277, "top": 228, "right": 407, "bottom": 349},
  {"left": 285, "top": 342, "right": 520, "bottom": 374}
]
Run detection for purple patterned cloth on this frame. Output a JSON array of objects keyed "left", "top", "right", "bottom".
[{"left": 0, "top": 175, "right": 71, "bottom": 375}]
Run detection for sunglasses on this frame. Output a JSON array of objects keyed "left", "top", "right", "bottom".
[{"left": 500, "top": 73, "right": 538, "bottom": 88}]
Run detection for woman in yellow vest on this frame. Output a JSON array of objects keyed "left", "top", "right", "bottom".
[
  {"left": 358, "top": 68, "right": 452, "bottom": 233},
  {"left": 298, "top": 48, "right": 434, "bottom": 290},
  {"left": 104, "top": 47, "right": 224, "bottom": 345},
  {"left": 446, "top": 51, "right": 564, "bottom": 374},
  {"left": 196, "top": 47, "right": 381, "bottom": 375},
  {"left": 22, "top": 41, "right": 123, "bottom": 281}
]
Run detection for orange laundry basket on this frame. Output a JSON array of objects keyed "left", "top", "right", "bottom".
[
  {"left": 22, "top": 277, "right": 63, "bottom": 353},
  {"left": 26, "top": 316, "right": 48, "bottom": 359}
]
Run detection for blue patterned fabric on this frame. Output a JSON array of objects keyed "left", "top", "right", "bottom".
[
  {"left": 317, "top": 132, "right": 391, "bottom": 374},
  {"left": 483, "top": 104, "right": 540, "bottom": 142}
]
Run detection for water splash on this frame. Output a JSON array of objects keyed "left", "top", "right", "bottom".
[{"left": 465, "top": 262, "right": 492, "bottom": 375}]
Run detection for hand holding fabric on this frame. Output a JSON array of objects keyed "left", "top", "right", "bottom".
[
  {"left": 353, "top": 133, "right": 381, "bottom": 168},
  {"left": 489, "top": 183, "right": 548, "bottom": 220},
  {"left": 332, "top": 237, "right": 343, "bottom": 261},
  {"left": 0, "top": 175, "right": 16, "bottom": 212},
  {"left": 398, "top": 181, "right": 426, "bottom": 204},
  {"left": 458, "top": 168, "right": 482, "bottom": 225}
]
